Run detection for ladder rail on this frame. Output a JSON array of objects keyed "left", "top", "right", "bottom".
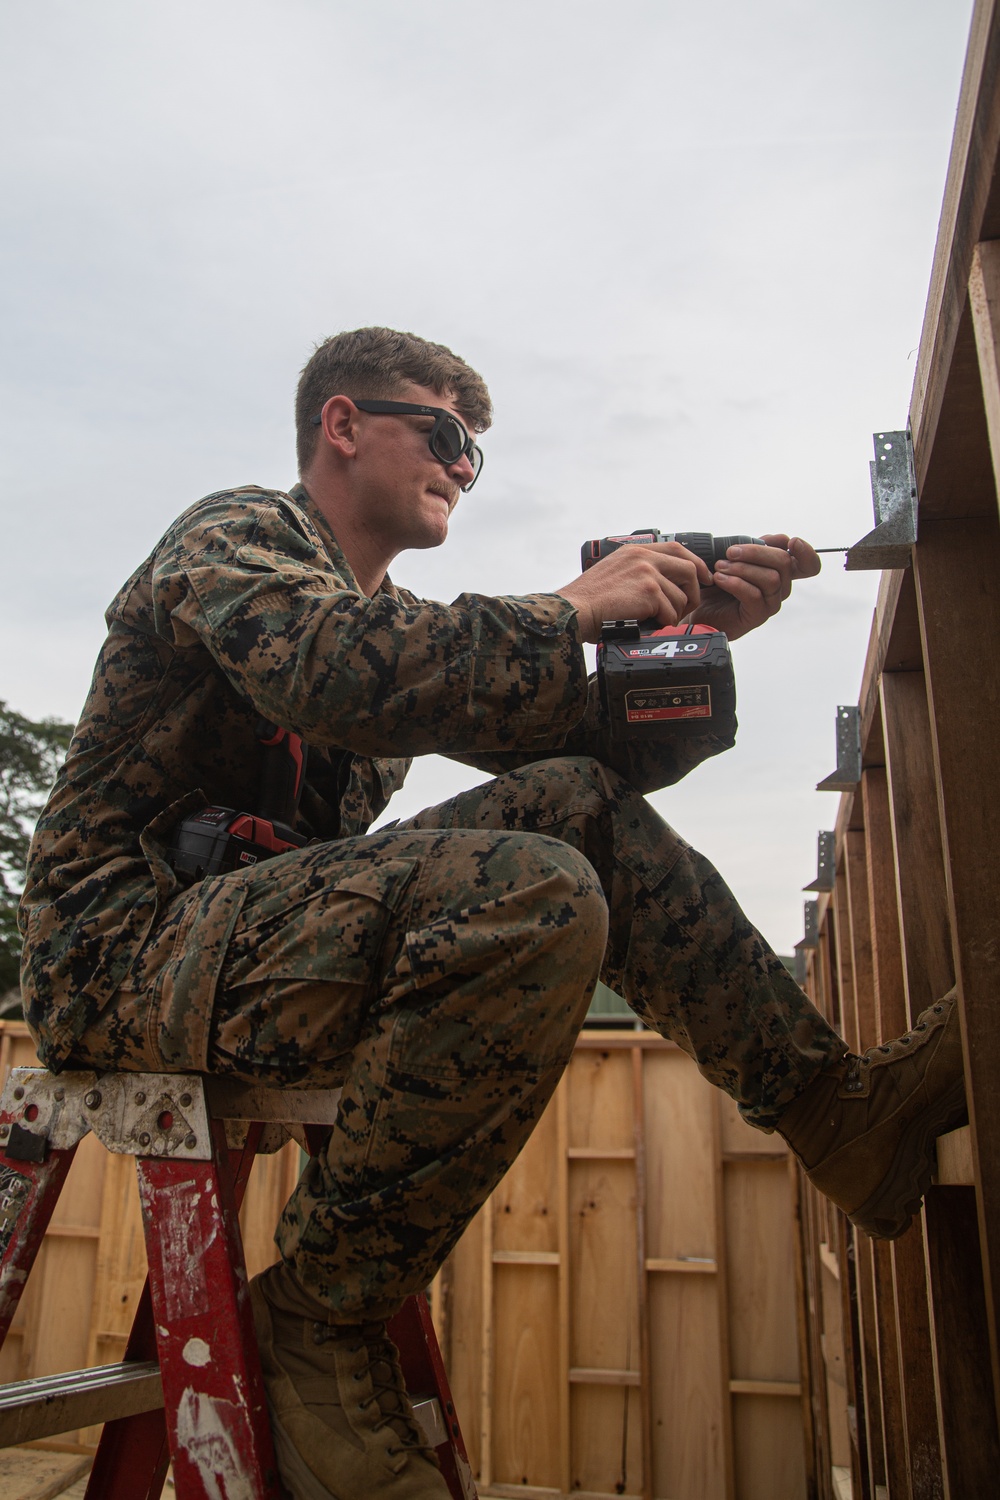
[{"left": 0, "top": 1070, "right": 478, "bottom": 1500}]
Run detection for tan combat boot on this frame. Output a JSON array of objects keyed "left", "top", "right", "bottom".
[
  {"left": 249, "top": 1263, "right": 450, "bottom": 1500},
  {"left": 777, "top": 990, "right": 968, "bottom": 1239}
]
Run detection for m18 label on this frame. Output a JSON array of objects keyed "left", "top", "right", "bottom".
[{"left": 625, "top": 684, "right": 712, "bottom": 722}]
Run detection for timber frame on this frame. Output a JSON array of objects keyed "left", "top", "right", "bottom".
[{"left": 796, "top": 1, "right": 1000, "bottom": 1494}]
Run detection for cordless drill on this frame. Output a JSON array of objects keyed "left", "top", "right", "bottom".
[{"left": 581, "top": 530, "right": 762, "bottom": 741}]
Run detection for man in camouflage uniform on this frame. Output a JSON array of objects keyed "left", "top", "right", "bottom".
[{"left": 20, "top": 328, "right": 967, "bottom": 1500}]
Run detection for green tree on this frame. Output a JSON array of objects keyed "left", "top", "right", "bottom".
[{"left": 0, "top": 703, "right": 73, "bottom": 999}]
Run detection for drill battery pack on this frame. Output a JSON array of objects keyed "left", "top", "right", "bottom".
[
  {"left": 166, "top": 805, "right": 307, "bottom": 881},
  {"left": 597, "top": 622, "right": 737, "bottom": 740}
]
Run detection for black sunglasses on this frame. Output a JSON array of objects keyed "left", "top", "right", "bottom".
[{"left": 312, "top": 399, "right": 484, "bottom": 491}]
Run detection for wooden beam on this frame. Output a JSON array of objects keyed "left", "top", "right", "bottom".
[
  {"left": 855, "top": 1230, "right": 887, "bottom": 1494},
  {"left": 910, "top": 0, "right": 1000, "bottom": 515},
  {"left": 837, "top": 1216, "right": 873, "bottom": 1500},
  {"left": 969, "top": 239, "right": 1000, "bottom": 494},
  {"left": 915, "top": 514, "right": 1000, "bottom": 1426},
  {"left": 556, "top": 1081, "right": 570, "bottom": 1497},
  {"left": 935, "top": 1126, "right": 975, "bottom": 1186},
  {"left": 923, "top": 1187, "right": 1000, "bottom": 1492},
  {"left": 728, "top": 1379, "right": 801, "bottom": 1398},
  {"left": 630, "top": 1045, "right": 653, "bottom": 1500},
  {"left": 568, "top": 1367, "right": 640, "bottom": 1386},
  {"left": 889, "top": 1224, "right": 944, "bottom": 1498},
  {"left": 479, "top": 1194, "right": 494, "bottom": 1491},
  {"left": 843, "top": 830, "right": 877, "bottom": 1053},
  {"left": 868, "top": 1241, "right": 909, "bottom": 1494},
  {"left": 860, "top": 769, "right": 908, "bottom": 1042},
  {"left": 878, "top": 671, "right": 955, "bottom": 1018}
]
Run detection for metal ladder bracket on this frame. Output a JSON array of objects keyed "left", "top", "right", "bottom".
[{"left": 0, "top": 1069, "right": 214, "bottom": 1162}]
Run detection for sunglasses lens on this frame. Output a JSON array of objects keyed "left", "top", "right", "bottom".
[{"left": 431, "top": 415, "right": 467, "bottom": 465}]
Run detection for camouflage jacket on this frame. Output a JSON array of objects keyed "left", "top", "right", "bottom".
[{"left": 20, "top": 482, "right": 732, "bottom": 1069}]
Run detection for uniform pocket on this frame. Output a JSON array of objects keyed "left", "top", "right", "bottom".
[{"left": 216, "top": 851, "right": 419, "bottom": 990}]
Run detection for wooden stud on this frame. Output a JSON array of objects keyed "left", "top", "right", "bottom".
[
  {"left": 969, "top": 238, "right": 1000, "bottom": 492},
  {"left": 879, "top": 671, "right": 954, "bottom": 1015},
  {"left": 923, "top": 1186, "right": 1000, "bottom": 1492},
  {"left": 861, "top": 759, "right": 944, "bottom": 1495},
  {"left": 837, "top": 1215, "right": 872, "bottom": 1500},
  {"left": 854, "top": 1228, "right": 887, "bottom": 1495},
  {"left": 910, "top": 0, "right": 1000, "bottom": 514},
  {"left": 844, "top": 829, "right": 877, "bottom": 1052},
  {"left": 790, "top": 1165, "right": 819, "bottom": 1499},
  {"left": 868, "top": 1240, "right": 908, "bottom": 1496},
  {"left": 478, "top": 1194, "right": 494, "bottom": 1493},
  {"left": 880, "top": 669, "right": 953, "bottom": 1496},
  {"left": 556, "top": 1078, "right": 570, "bottom": 1497},
  {"left": 888, "top": 1223, "right": 943, "bottom": 1498},
  {"left": 630, "top": 1044, "right": 652, "bottom": 1500},
  {"left": 915, "top": 515, "right": 1000, "bottom": 1428},
  {"left": 833, "top": 872, "right": 857, "bottom": 1049},
  {"left": 860, "top": 768, "right": 908, "bottom": 1042},
  {"left": 714, "top": 1088, "right": 737, "bottom": 1500}
]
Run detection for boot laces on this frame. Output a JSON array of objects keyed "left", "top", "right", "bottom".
[
  {"left": 843, "top": 1055, "right": 865, "bottom": 1093},
  {"left": 318, "top": 1320, "right": 434, "bottom": 1457}
]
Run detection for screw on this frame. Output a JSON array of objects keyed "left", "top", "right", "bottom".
[
  {"left": 12, "top": 1088, "right": 23, "bottom": 1102},
  {"left": 53, "top": 1088, "right": 64, "bottom": 1102},
  {"left": 0, "top": 1126, "right": 9, "bottom": 1139},
  {"left": 134, "top": 1091, "right": 146, "bottom": 1105},
  {"left": 179, "top": 1093, "right": 192, "bottom": 1108},
  {"left": 84, "top": 1091, "right": 101, "bottom": 1110},
  {"left": 138, "top": 1132, "right": 151, "bottom": 1147},
  {"left": 185, "top": 1134, "right": 197, "bottom": 1150}
]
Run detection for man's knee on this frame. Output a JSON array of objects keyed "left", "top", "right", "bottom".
[
  {"left": 396, "top": 829, "right": 607, "bottom": 1061},
  {"left": 520, "top": 830, "right": 610, "bottom": 969}
]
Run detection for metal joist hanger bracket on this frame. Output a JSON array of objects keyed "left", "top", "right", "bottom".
[
  {"left": 846, "top": 429, "right": 917, "bottom": 573},
  {"left": 803, "top": 830, "right": 835, "bottom": 892},
  {"left": 816, "top": 706, "right": 861, "bottom": 792},
  {"left": 793, "top": 900, "right": 820, "bottom": 983}
]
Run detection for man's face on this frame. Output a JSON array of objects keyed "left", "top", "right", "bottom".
[{"left": 351, "top": 381, "right": 476, "bottom": 554}]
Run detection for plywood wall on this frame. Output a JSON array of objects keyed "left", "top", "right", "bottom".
[
  {"left": 433, "top": 1030, "right": 807, "bottom": 1500},
  {"left": 0, "top": 1022, "right": 301, "bottom": 1453}
]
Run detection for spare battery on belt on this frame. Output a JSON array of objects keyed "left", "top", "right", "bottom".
[
  {"left": 166, "top": 804, "right": 307, "bottom": 881},
  {"left": 597, "top": 621, "right": 736, "bottom": 740}
]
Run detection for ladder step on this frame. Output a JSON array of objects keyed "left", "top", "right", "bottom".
[{"left": 0, "top": 1361, "right": 162, "bottom": 1446}]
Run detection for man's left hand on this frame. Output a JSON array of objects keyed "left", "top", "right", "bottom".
[{"left": 686, "top": 534, "right": 821, "bottom": 640}]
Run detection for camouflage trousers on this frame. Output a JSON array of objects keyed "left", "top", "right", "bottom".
[{"left": 72, "top": 756, "right": 844, "bottom": 1320}]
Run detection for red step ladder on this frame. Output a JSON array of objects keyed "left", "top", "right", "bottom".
[{"left": 0, "top": 1067, "right": 477, "bottom": 1499}]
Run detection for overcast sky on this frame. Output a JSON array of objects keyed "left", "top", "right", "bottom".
[{"left": 0, "top": 0, "right": 975, "bottom": 953}]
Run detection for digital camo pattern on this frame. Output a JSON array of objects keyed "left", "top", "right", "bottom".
[
  {"left": 19, "top": 478, "right": 841, "bottom": 1320},
  {"left": 20, "top": 481, "right": 592, "bottom": 1067},
  {"left": 68, "top": 759, "right": 842, "bottom": 1320}
]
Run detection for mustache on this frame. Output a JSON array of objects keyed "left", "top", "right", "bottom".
[{"left": 429, "top": 482, "right": 460, "bottom": 508}]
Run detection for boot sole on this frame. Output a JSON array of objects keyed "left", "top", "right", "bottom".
[{"left": 848, "top": 1075, "right": 969, "bottom": 1239}]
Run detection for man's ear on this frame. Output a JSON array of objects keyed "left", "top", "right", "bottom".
[{"left": 318, "top": 396, "right": 359, "bottom": 459}]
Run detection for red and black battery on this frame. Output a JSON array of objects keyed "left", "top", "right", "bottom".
[
  {"left": 166, "top": 804, "right": 308, "bottom": 881},
  {"left": 597, "top": 621, "right": 737, "bottom": 740}
]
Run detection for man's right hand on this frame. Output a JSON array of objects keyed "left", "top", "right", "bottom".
[{"left": 555, "top": 543, "right": 713, "bottom": 643}]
